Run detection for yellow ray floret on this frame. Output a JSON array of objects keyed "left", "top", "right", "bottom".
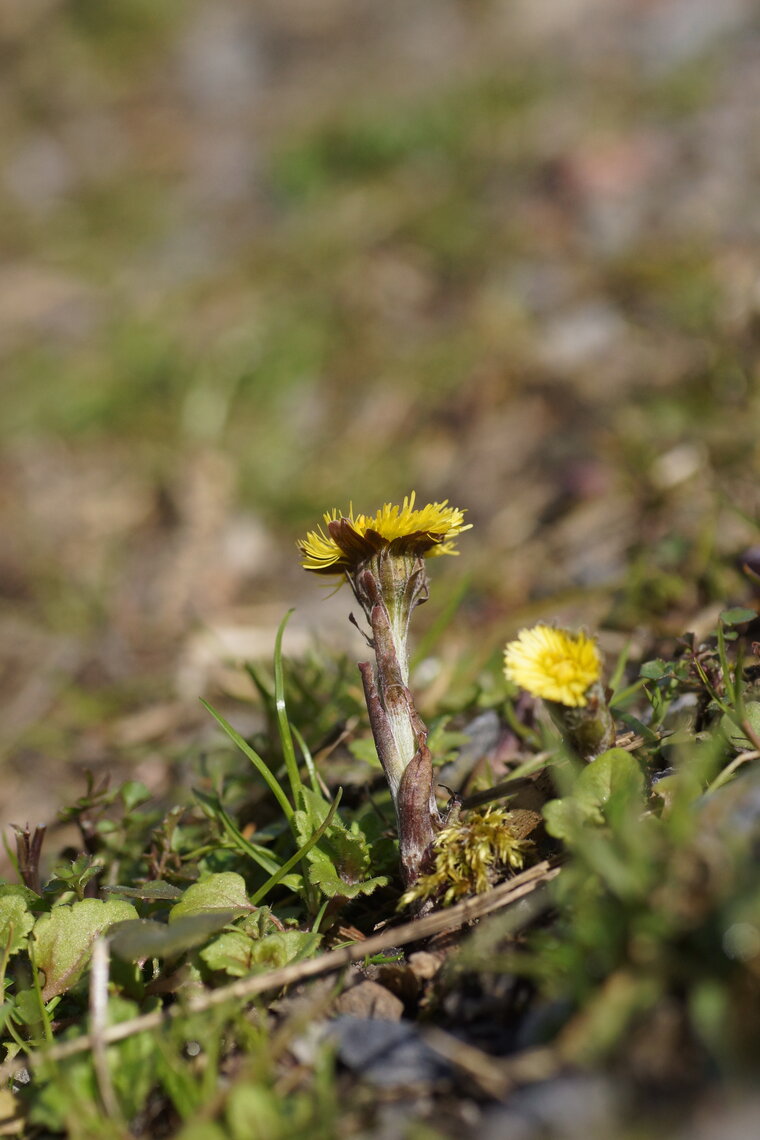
[
  {"left": 298, "top": 491, "right": 471, "bottom": 574},
  {"left": 504, "top": 625, "right": 602, "bottom": 708}
]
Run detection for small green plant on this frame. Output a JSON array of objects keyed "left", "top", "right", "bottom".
[
  {"left": 0, "top": 614, "right": 395, "bottom": 1133},
  {"left": 462, "top": 610, "right": 760, "bottom": 1084}
]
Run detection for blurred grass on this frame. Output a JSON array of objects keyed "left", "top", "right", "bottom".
[{"left": 0, "top": 0, "right": 757, "bottom": 783}]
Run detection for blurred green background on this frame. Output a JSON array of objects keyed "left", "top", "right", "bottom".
[{"left": 1, "top": 0, "right": 758, "bottom": 827}]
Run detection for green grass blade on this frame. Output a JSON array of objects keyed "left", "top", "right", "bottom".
[
  {"left": 716, "top": 620, "right": 737, "bottom": 708},
  {"left": 615, "top": 710, "right": 661, "bottom": 746},
  {"left": 200, "top": 699, "right": 294, "bottom": 822},
  {"left": 508, "top": 752, "right": 553, "bottom": 782},
  {"left": 245, "top": 661, "right": 274, "bottom": 704},
  {"left": 193, "top": 789, "right": 283, "bottom": 876},
  {"left": 291, "top": 722, "right": 322, "bottom": 795},
  {"left": 609, "top": 678, "right": 645, "bottom": 708},
  {"left": 273, "top": 609, "right": 303, "bottom": 806},
  {"left": 249, "top": 789, "right": 343, "bottom": 906},
  {"left": 245, "top": 662, "right": 275, "bottom": 729},
  {"left": 608, "top": 639, "right": 633, "bottom": 700},
  {"left": 311, "top": 896, "right": 331, "bottom": 934}
]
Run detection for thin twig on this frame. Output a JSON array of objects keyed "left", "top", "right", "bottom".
[
  {"left": 422, "top": 1025, "right": 560, "bottom": 1100},
  {"left": 89, "top": 938, "right": 122, "bottom": 1123},
  {"left": 0, "top": 860, "right": 560, "bottom": 1086},
  {"left": 420, "top": 1025, "right": 511, "bottom": 1098},
  {"left": 706, "top": 748, "right": 760, "bottom": 794},
  {"left": 740, "top": 719, "right": 760, "bottom": 752}
]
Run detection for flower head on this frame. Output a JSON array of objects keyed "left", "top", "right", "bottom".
[
  {"left": 504, "top": 625, "right": 602, "bottom": 708},
  {"left": 298, "top": 491, "right": 471, "bottom": 575}
]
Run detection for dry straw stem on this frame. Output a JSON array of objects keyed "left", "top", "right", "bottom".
[
  {"left": 420, "top": 1025, "right": 559, "bottom": 1100},
  {"left": 0, "top": 860, "right": 559, "bottom": 1087},
  {"left": 88, "top": 937, "right": 121, "bottom": 1122}
]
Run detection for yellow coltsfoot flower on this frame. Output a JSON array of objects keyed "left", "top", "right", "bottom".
[
  {"left": 298, "top": 491, "right": 470, "bottom": 575},
  {"left": 504, "top": 625, "right": 602, "bottom": 708},
  {"left": 504, "top": 625, "right": 615, "bottom": 760}
]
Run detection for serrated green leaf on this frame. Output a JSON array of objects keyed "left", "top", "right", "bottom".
[
  {"left": 198, "top": 930, "right": 259, "bottom": 976},
  {"left": 169, "top": 873, "right": 253, "bottom": 922},
  {"left": 0, "top": 884, "right": 41, "bottom": 906},
  {"left": 238, "top": 908, "right": 283, "bottom": 939},
  {"left": 295, "top": 805, "right": 361, "bottom": 882},
  {"left": 292, "top": 787, "right": 385, "bottom": 899},
  {"left": 295, "top": 785, "right": 338, "bottom": 832},
  {"left": 249, "top": 790, "right": 341, "bottom": 905},
  {"left": 640, "top": 660, "right": 667, "bottom": 680},
  {"left": 252, "top": 929, "right": 321, "bottom": 969},
  {"left": 45, "top": 854, "right": 104, "bottom": 901},
  {"left": 0, "top": 895, "right": 35, "bottom": 958},
  {"left": 298, "top": 818, "right": 371, "bottom": 883},
  {"left": 109, "top": 910, "right": 243, "bottom": 961},
  {"left": 200, "top": 928, "right": 321, "bottom": 977},
  {"left": 32, "top": 898, "right": 138, "bottom": 1000},
  {"left": 307, "top": 862, "right": 389, "bottom": 898}
]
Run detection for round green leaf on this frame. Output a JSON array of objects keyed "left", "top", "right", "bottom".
[
  {"left": 32, "top": 898, "right": 138, "bottom": 1000},
  {"left": 720, "top": 608, "right": 756, "bottom": 627},
  {"left": 169, "top": 873, "right": 253, "bottom": 922}
]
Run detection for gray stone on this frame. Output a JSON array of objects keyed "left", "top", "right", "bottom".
[
  {"left": 482, "top": 1075, "right": 619, "bottom": 1140},
  {"left": 326, "top": 1017, "right": 454, "bottom": 1087}
]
